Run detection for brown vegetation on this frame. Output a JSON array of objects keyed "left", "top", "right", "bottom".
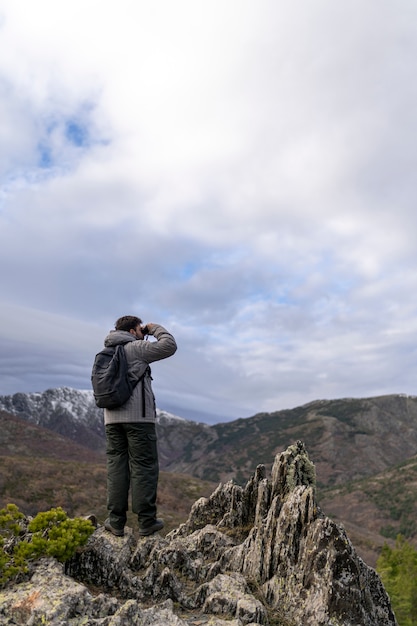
[{"left": 0, "top": 458, "right": 215, "bottom": 537}]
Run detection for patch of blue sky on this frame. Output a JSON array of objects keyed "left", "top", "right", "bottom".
[
  {"left": 38, "top": 143, "right": 53, "bottom": 169},
  {"left": 36, "top": 119, "right": 86, "bottom": 168},
  {"left": 36, "top": 123, "right": 88, "bottom": 171},
  {"left": 65, "top": 119, "right": 89, "bottom": 148},
  {"left": 35, "top": 101, "right": 107, "bottom": 172},
  {"left": 0, "top": 111, "right": 104, "bottom": 211}
]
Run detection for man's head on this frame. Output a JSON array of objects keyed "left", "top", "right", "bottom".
[{"left": 115, "top": 316, "right": 142, "bottom": 332}]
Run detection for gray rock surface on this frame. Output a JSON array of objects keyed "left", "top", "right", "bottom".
[{"left": 0, "top": 442, "right": 397, "bottom": 625}]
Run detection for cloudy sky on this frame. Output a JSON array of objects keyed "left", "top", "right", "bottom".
[{"left": 1, "top": 1, "right": 416, "bottom": 424}]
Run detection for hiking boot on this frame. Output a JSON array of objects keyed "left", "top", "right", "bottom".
[
  {"left": 138, "top": 518, "right": 164, "bottom": 536},
  {"left": 104, "top": 518, "right": 125, "bottom": 537}
]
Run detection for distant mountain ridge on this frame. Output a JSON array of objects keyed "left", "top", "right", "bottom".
[
  {"left": 1, "top": 388, "right": 417, "bottom": 487},
  {"left": 183, "top": 393, "right": 417, "bottom": 486}
]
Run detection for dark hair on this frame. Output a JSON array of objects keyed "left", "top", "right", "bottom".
[{"left": 115, "top": 315, "right": 142, "bottom": 332}]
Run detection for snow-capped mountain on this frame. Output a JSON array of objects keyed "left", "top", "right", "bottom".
[
  {"left": 0, "top": 387, "right": 209, "bottom": 465},
  {"left": 0, "top": 387, "right": 187, "bottom": 429},
  {"left": 0, "top": 387, "right": 108, "bottom": 451},
  {"left": 0, "top": 387, "right": 102, "bottom": 429}
]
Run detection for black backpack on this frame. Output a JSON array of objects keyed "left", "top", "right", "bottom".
[{"left": 91, "top": 344, "right": 136, "bottom": 409}]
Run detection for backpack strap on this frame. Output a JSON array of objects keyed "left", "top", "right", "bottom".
[{"left": 139, "top": 365, "right": 152, "bottom": 415}]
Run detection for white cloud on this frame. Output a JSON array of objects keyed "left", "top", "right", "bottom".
[{"left": 0, "top": 1, "right": 417, "bottom": 422}]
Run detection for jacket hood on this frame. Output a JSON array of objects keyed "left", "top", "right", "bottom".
[{"left": 104, "top": 330, "right": 136, "bottom": 348}]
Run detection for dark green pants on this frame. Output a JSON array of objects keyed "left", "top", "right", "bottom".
[{"left": 105, "top": 422, "right": 159, "bottom": 530}]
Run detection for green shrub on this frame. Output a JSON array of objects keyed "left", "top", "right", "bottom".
[
  {"left": 376, "top": 535, "right": 417, "bottom": 626},
  {"left": 0, "top": 504, "right": 94, "bottom": 586}
]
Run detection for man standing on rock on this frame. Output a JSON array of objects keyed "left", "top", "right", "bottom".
[{"left": 101, "top": 315, "right": 177, "bottom": 537}]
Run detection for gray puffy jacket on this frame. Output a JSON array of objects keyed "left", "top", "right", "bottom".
[{"left": 103, "top": 324, "right": 177, "bottom": 425}]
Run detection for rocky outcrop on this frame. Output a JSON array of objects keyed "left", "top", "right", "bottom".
[{"left": 0, "top": 442, "right": 397, "bottom": 626}]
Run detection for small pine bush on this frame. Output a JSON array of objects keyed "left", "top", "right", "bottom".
[
  {"left": 0, "top": 504, "right": 95, "bottom": 586},
  {"left": 376, "top": 535, "right": 417, "bottom": 626}
]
